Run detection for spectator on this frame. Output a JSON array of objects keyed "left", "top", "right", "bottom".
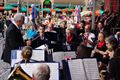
[
  {"left": 32, "top": 64, "right": 50, "bottom": 80},
  {"left": 26, "top": 22, "right": 38, "bottom": 40}
]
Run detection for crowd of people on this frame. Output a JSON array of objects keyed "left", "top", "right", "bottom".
[{"left": 0, "top": 8, "right": 120, "bottom": 80}]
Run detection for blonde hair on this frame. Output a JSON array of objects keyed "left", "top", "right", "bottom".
[
  {"left": 66, "top": 28, "right": 74, "bottom": 34},
  {"left": 21, "top": 46, "right": 32, "bottom": 60}
]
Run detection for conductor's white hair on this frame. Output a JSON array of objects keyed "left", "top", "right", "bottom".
[
  {"left": 14, "top": 13, "right": 24, "bottom": 22},
  {"left": 33, "top": 64, "right": 50, "bottom": 80}
]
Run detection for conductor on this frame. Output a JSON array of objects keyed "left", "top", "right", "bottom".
[{"left": 1, "top": 13, "right": 25, "bottom": 64}]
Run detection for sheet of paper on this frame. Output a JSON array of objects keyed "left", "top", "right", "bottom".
[
  {"left": 31, "top": 50, "right": 45, "bottom": 61},
  {"left": 35, "top": 45, "right": 47, "bottom": 50},
  {"left": 52, "top": 51, "right": 76, "bottom": 68},
  {"left": 64, "top": 51, "right": 76, "bottom": 59},
  {"left": 52, "top": 52, "right": 64, "bottom": 68},
  {"left": 68, "top": 59, "right": 86, "bottom": 80},
  {"left": 83, "top": 58, "right": 99, "bottom": 80},
  {"left": 11, "top": 50, "right": 21, "bottom": 67},
  {"left": 20, "top": 63, "right": 59, "bottom": 80}
]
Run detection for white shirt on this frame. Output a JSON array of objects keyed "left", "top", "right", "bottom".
[
  {"left": 84, "top": 32, "right": 95, "bottom": 48},
  {"left": 12, "top": 21, "right": 19, "bottom": 30}
]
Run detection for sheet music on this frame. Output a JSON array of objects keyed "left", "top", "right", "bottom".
[
  {"left": 83, "top": 58, "right": 99, "bottom": 80},
  {"left": 68, "top": 59, "right": 86, "bottom": 80},
  {"left": 32, "top": 50, "right": 45, "bottom": 61},
  {"left": 11, "top": 50, "right": 21, "bottom": 67},
  {"left": 64, "top": 51, "right": 76, "bottom": 59},
  {"left": 20, "top": 63, "right": 59, "bottom": 80},
  {"left": 52, "top": 51, "right": 76, "bottom": 69},
  {"left": 16, "top": 50, "right": 45, "bottom": 61},
  {"left": 52, "top": 52, "right": 64, "bottom": 68},
  {"left": 35, "top": 44, "right": 47, "bottom": 50},
  {"left": 47, "top": 63, "right": 59, "bottom": 80},
  {"left": 11, "top": 50, "right": 45, "bottom": 67}
]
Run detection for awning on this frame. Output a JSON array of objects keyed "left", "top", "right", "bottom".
[
  {"left": 21, "top": 6, "right": 27, "bottom": 12},
  {"left": 0, "top": 7, "right": 4, "bottom": 10},
  {"left": 13, "top": 7, "right": 41, "bottom": 12},
  {"left": 7, "top": 0, "right": 84, "bottom": 5},
  {"left": 11, "top": 3, "right": 18, "bottom": 7},
  {"left": 53, "top": 8, "right": 61, "bottom": 12},
  {"left": 43, "top": 8, "right": 51, "bottom": 12},
  {"left": 80, "top": 10, "right": 104, "bottom": 17},
  {"left": 5, "top": 4, "right": 14, "bottom": 10},
  {"left": 13, "top": 6, "right": 27, "bottom": 12}
]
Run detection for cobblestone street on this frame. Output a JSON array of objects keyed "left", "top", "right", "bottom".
[{"left": 0, "top": 34, "right": 11, "bottom": 80}]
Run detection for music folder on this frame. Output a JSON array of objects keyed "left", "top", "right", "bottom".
[
  {"left": 62, "top": 58, "right": 99, "bottom": 80},
  {"left": 11, "top": 49, "right": 45, "bottom": 67},
  {"left": 52, "top": 51, "right": 76, "bottom": 69},
  {"left": 19, "top": 62, "right": 60, "bottom": 80},
  {"left": 7, "top": 64, "right": 32, "bottom": 80}
]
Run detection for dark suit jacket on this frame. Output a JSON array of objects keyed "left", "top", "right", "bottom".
[
  {"left": 31, "top": 34, "right": 50, "bottom": 49},
  {"left": 1, "top": 23, "right": 24, "bottom": 63}
]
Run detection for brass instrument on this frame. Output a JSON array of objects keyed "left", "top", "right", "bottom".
[{"left": 7, "top": 64, "right": 32, "bottom": 80}]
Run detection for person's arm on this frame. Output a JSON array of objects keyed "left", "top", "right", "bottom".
[
  {"left": 95, "top": 49, "right": 111, "bottom": 58},
  {"left": 87, "top": 39, "right": 95, "bottom": 46},
  {"left": 95, "top": 49, "right": 105, "bottom": 55}
]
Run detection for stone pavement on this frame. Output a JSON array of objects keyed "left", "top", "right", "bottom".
[{"left": 0, "top": 34, "right": 11, "bottom": 80}]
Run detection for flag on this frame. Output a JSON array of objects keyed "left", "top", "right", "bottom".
[
  {"left": 31, "top": 4, "right": 38, "bottom": 20},
  {"left": 75, "top": 5, "right": 81, "bottom": 22},
  {"left": 17, "top": 0, "right": 22, "bottom": 12}
]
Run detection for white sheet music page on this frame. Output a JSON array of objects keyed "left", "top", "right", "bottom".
[
  {"left": 68, "top": 59, "right": 86, "bottom": 80},
  {"left": 64, "top": 51, "right": 76, "bottom": 59},
  {"left": 52, "top": 52, "right": 64, "bottom": 68},
  {"left": 16, "top": 50, "right": 22, "bottom": 62},
  {"left": 11, "top": 50, "right": 22, "bottom": 67},
  {"left": 32, "top": 50, "right": 45, "bottom": 61},
  {"left": 47, "top": 63, "right": 59, "bottom": 80},
  {"left": 35, "top": 45, "right": 47, "bottom": 50},
  {"left": 20, "top": 63, "right": 59, "bottom": 80},
  {"left": 83, "top": 58, "right": 99, "bottom": 80}
]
